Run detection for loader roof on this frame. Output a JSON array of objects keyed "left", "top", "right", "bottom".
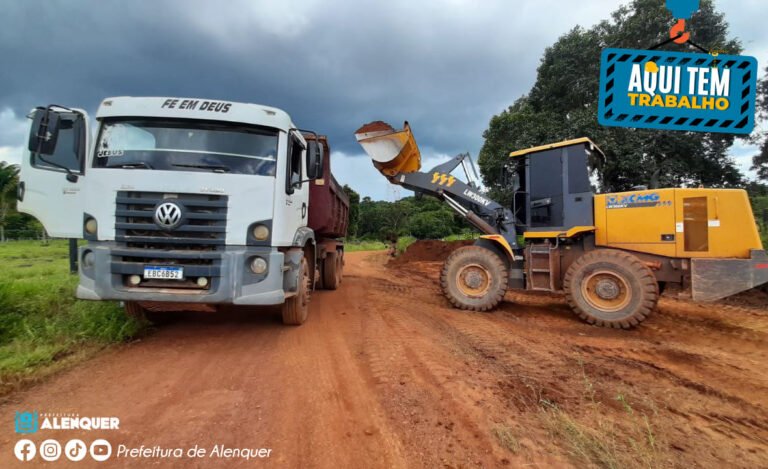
[{"left": 509, "top": 137, "right": 605, "bottom": 159}]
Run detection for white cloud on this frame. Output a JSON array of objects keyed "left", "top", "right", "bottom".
[
  {"left": 0, "top": 146, "right": 23, "bottom": 166},
  {"left": 0, "top": 107, "right": 28, "bottom": 166},
  {"left": 331, "top": 147, "right": 478, "bottom": 201}
]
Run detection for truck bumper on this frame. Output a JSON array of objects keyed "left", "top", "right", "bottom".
[
  {"left": 76, "top": 242, "right": 287, "bottom": 306},
  {"left": 691, "top": 250, "right": 768, "bottom": 302}
]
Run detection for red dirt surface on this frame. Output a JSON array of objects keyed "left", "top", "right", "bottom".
[
  {"left": 1, "top": 250, "right": 767, "bottom": 468},
  {"left": 389, "top": 240, "right": 473, "bottom": 266}
]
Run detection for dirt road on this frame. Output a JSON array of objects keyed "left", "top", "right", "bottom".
[{"left": 2, "top": 248, "right": 767, "bottom": 468}]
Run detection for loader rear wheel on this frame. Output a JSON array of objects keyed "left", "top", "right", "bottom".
[
  {"left": 440, "top": 246, "right": 508, "bottom": 311},
  {"left": 564, "top": 249, "right": 658, "bottom": 329},
  {"left": 322, "top": 251, "right": 341, "bottom": 290},
  {"left": 282, "top": 257, "right": 310, "bottom": 325}
]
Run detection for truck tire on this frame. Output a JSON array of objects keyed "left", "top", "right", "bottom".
[
  {"left": 564, "top": 249, "right": 659, "bottom": 329},
  {"left": 322, "top": 251, "right": 340, "bottom": 290},
  {"left": 124, "top": 301, "right": 174, "bottom": 324},
  {"left": 124, "top": 301, "right": 146, "bottom": 320},
  {"left": 282, "top": 257, "right": 310, "bottom": 325},
  {"left": 440, "top": 246, "right": 508, "bottom": 311}
]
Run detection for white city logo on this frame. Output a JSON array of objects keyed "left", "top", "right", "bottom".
[{"left": 14, "top": 439, "right": 36, "bottom": 462}]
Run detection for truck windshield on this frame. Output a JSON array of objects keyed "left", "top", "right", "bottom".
[{"left": 93, "top": 118, "right": 279, "bottom": 176}]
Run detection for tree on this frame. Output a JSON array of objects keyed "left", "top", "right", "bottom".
[
  {"left": 342, "top": 184, "right": 360, "bottom": 238},
  {"left": 0, "top": 162, "right": 20, "bottom": 242},
  {"left": 751, "top": 66, "right": 768, "bottom": 181},
  {"left": 479, "top": 0, "right": 744, "bottom": 197}
]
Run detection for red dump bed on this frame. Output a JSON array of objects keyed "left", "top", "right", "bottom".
[{"left": 307, "top": 136, "right": 349, "bottom": 239}]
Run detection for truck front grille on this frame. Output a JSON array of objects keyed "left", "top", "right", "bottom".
[
  {"left": 115, "top": 191, "right": 228, "bottom": 251},
  {"left": 112, "top": 191, "right": 228, "bottom": 290}
]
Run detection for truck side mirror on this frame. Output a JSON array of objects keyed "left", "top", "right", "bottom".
[
  {"left": 306, "top": 140, "right": 324, "bottom": 180},
  {"left": 27, "top": 109, "right": 61, "bottom": 155}
]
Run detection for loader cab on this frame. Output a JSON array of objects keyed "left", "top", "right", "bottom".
[{"left": 509, "top": 138, "right": 604, "bottom": 233}]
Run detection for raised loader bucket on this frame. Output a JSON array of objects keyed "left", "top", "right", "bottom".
[{"left": 354, "top": 121, "right": 422, "bottom": 176}]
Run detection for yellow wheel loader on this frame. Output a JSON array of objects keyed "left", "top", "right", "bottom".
[{"left": 355, "top": 122, "right": 768, "bottom": 328}]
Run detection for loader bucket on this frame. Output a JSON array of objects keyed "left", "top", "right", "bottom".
[{"left": 354, "top": 121, "right": 422, "bottom": 176}]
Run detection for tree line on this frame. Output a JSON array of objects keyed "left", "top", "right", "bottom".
[{"left": 342, "top": 185, "right": 471, "bottom": 241}]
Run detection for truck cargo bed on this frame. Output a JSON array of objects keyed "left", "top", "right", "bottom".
[{"left": 306, "top": 135, "right": 349, "bottom": 239}]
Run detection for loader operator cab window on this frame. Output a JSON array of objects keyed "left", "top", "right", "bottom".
[
  {"left": 30, "top": 112, "right": 85, "bottom": 175},
  {"left": 286, "top": 134, "right": 304, "bottom": 194}
]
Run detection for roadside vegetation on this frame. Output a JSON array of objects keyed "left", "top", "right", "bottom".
[{"left": 0, "top": 240, "right": 144, "bottom": 394}]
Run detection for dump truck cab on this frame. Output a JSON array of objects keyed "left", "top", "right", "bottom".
[{"left": 19, "top": 97, "right": 343, "bottom": 325}]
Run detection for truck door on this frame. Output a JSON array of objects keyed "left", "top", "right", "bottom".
[
  {"left": 284, "top": 132, "right": 309, "bottom": 231},
  {"left": 17, "top": 107, "right": 89, "bottom": 238}
]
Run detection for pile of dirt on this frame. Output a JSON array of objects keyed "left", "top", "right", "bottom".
[{"left": 389, "top": 240, "right": 474, "bottom": 266}]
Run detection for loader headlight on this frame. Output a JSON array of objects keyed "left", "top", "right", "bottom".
[
  {"left": 250, "top": 257, "right": 268, "bottom": 274},
  {"left": 252, "top": 224, "right": 270, "bottom": 241},
  {"left": 84, "top": 217, "right": 98, "bottom": 235}
]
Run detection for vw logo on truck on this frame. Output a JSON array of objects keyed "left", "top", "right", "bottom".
[{"left": 154, "top": 202, "right": 183, "bottom": 229}]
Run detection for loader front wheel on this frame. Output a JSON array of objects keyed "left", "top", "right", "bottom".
[
  {"left": 440, "top": 246, "right": 508, "bottom": 311},
  {"left": 564, "top": 249, "right": 658, "bottom": 329},
  {"left": 282, "top": 257, "right": 310, "bottom": 325}
]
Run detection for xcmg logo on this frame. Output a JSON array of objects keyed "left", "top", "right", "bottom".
[{"left": 606, "top": 192, "right": 671, "bottom": 209}]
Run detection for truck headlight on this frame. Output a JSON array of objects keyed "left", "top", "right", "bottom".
[
  {"left": 252, "top": 224, "right": 270, "bottom": 241},
  {"left": 250, "top": 257, "right": 268, "bottom": 274},
  {"left": 84, "top": 217, "right": 98, "bottom": 235},
  {"left": 82, "top": 250, "right": 95, "bottom": 268}
]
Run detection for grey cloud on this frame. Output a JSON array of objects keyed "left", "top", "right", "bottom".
[{"left": 0, "top": 0, "right": 765, "bottom": 193}]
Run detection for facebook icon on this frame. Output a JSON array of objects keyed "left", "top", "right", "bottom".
[
  {"left": 15, "top": 411, "right": 38, "bottom": 434},
  {"left": 14, "top": 439, "right": 36, "bottom": 461}
]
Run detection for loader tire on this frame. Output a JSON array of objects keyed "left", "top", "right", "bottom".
[
  {"left": 440, "top": 246, "right": 508, "bottom": 312},
  {"left": 564, "top": 249, "right": 658, "bottom": 329},
  {"left": 282, "top": 257, "right": 310, "bottom": 325},
  {"left": 322, "top": 251, "right": 341, "bottom": 290}
]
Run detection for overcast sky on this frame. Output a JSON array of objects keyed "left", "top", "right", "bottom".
[{"left": 1, "top": 0, "right": 766, "bottom": 200}]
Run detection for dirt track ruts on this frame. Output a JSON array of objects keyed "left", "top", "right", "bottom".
[{"left": 1, "top": 250, "right": 767, "bottom": 468}]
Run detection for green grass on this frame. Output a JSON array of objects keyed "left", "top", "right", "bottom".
[
  {"left": 0, "top": 240, "right": 143, "bottom": 393},
  {"left": 345, "top": 240, "right": 387, "bottom": 252},
  {"left": 396, "top": 236, "right": 417, "bottom": 254},
  {"left": 537, "top": 363, "right": 664, "bottom": 469}
]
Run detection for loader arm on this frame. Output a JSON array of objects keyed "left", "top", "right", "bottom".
[
  {"left": 354, "top": 120, "right": 520, "bottom": 251},
  {"left": 389, "top": 170, "right": 520, "bottom": 250}
]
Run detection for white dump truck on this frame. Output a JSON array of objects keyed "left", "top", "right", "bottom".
[{"left": 18, "top": 97, "right": 349, "bottom": 324}]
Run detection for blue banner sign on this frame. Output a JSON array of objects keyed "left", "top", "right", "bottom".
[{"left": 598, "top": 48, "right": 757, "bottom": 134}]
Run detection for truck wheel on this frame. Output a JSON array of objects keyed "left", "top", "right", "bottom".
[
  {"left": 282, "top": 257, "right": 310, "bottom": 325},
  {"left": 124, "top": 301, "right": 174, "bottom": 324},
  {"left": 336, "top": 251, "right": 343, "bottom": 285},
  {"left": 564, "top": 249, "right": 659, "bottom": 329},
  {"left": 322, "top": 251, "right": 340, "bottom": 290},
  {"left": 440, "top": 246, "right": 508, "bottom": 311},
  {"left": 124, "top": 301, "right": 146, "bottom": 320}
]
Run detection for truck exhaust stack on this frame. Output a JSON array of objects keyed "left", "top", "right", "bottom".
[{"left": 354, "top": 121, "right": 422, "bottom": 176}]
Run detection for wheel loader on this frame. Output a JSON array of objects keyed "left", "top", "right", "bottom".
[{"left": 354, "top": 121, "right": 768, "bottom": 328}]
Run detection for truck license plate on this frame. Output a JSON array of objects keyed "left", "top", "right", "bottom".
[{"left": 143, "top": 266, "right": 184, "bottom": 280}]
